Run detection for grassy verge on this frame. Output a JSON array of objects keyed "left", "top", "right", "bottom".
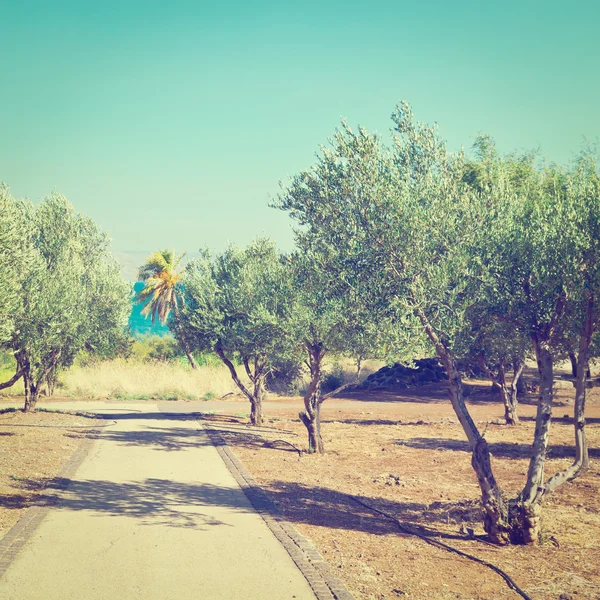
[
  {"left": 57, "top": 358, "right": 251, "bottom": 401},
  {"left": 0, "top": 348, "right": 384, "bottom": 402}
]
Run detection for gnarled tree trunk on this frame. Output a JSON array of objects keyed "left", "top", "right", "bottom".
[
  {"left": 23, "top": 371, "right": 41, "bottom": 412},
  {"left": 511, "top": 338, "right": 554, "bottom": 544},
  {"left": 300, "top": 343, "right": 325, "bottom": 454},
  {"left": 299, "top": 346, "right": 361, "bottom": 455},
  {"left": 18, "top": 350, "right": 61, "bottom": 412},
  {"left": 569, "top": 352, "right": 578, "bottom": 378},
  {"left": 215, "top": 343, "right": 266, "bottom": 426},
  {"left": 244, "top": 356, "right": 267, "bottom": 427},
  {"left": 543, "top": 294, "right": 594, "bottom": 497},
  {"left": 507, "top": 360, "right": 524, "bottom": 424},
  {"left": 415, "top": 308, "right": 511, "bottom": 544},
  {"left": 479, "top": 358, "right": 520, "bottom": 425},
  {"left": 515, "top": 359, "right": 527, "bottom": 396}
]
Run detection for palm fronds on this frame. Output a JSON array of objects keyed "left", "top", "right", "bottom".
[{"left": 135, "top": 250, "right": 186, "bottom": 325}]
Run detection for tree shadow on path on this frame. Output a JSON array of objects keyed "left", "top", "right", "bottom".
[{"left": 3, "top": 475, "right": 483, "bottom": 541}]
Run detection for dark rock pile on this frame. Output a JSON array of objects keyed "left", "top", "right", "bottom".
[{"left": 359, "top": 358, "right": 448, "bottom": 389}]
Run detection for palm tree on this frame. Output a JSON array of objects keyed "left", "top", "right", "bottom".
[{"left": 136, "top": 249, "right": 197, "bottom": 369}]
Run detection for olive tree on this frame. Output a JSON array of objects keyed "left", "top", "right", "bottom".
[
  {"left": 277, "top": 101, "right": 599, "bottom": 544},
  {"left": 11, "top": 192, "right": 130, "bottom": 411},
  {"left": 181, "top": 238, "right": 295, "bottom": 426},
  {"left": 0, "top": 185, "right": 36, "bottom": 388},
  {"left": 278, "top": 104, "right": 499, "bottom": 491},
  {"left": 457, "top": 308, "right": 530, "bottom": 425},
  {"left": 288, "top": 250, "right": 404, "bottom": 453},
  {"left": 541, "top": 151, "right": 600, "bottom": 493}
]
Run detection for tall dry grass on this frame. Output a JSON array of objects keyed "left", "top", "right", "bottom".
[
  {"left": 0, "top": 353, "right": 386, "bottom": 402},
  {"left": 59, "top": 356, "right": 384, "bottom": 401},
  {"left": 58, "top": 358, "right": 251, "bottom": 401}
]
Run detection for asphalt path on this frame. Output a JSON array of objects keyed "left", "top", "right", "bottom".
[{"left": 0, "top": 402, "right": 316, "bottom": 600}]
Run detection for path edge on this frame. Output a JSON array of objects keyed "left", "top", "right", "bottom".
[
  {"left": 203, "top": 425, "right": 355, "bottom": 600},
  {"left": 0, "top": 417, "right": 102, "bottom": 577}
]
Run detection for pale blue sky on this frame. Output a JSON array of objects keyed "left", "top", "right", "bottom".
[{"left": 1, "top": 1, "right": 598, "bottom": 252}]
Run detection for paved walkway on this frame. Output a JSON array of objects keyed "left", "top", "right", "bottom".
[{"left": 0, "top": 403, "right": 316, "bottom": 600}]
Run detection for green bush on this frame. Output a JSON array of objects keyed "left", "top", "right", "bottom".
[
  {"left": 266, "top": 356, "right": 304, "bottom": 394},
  {"left": 320, "top": 362, "right": 346, "bottom": 394},
  {"left": 130, "top": 335, "right": 181, "bottom": 361}
]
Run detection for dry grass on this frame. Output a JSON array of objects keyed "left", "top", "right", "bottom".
[
  {"left": 0, "top": 355, "right": 384, "bottom": 403},
  {"left": 57, "top": 359, "right": 251, "bottom": 401}
]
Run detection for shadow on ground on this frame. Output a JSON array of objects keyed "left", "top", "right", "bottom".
[
  {"left": 84, "top": 424, "right": 216, "bottom": 452},
  {"left": 3, "top": 474, "right": 482, "bottom": 541},
  {"left": 397, "top": 437, "right": 600, "bottom": 459},
  {"left": 1, "top": 412, "right": 483, "bottom": 540}
]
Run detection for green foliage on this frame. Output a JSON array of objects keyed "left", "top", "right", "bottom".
[
  {"left": 266, "top": 354, "right": 304, "bottom": 394},
  {"left": 0, "top": 349, "right": 14, "bottom": 371},
  {"left": 0, "top": 184, "right": 36, "bottom": 344},
  {"left": 136, "top": 249, "right": 186, "bottom": 325},
  {"left": 131, "top": 335, "right": 183, "bottom": 361},
  {"left": 181, "top": 238, "right": 296, "bottom": 369},
  {"left": 320, "top": 362, "right": 346, "bottom": 394},
  {"left": 191, "top": 352, "right": 222, "bottom": 367},
  {"left": 6, "top": 191, "right": 130, "bottom": 405},
  {"left": 277, "top": 101, "right": 472, "bottom": 357},
  {"left": 465, "top": 140, "right": 600, "bottom": 360}
]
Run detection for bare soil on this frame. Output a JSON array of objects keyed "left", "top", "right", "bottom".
[
  {"left": 214, "top": 378, "right": 600, "bottom": 600},
  {"left": 1, "top": 370, "right": 599, "bottom": 600},
  {"left": 0, "top": 409, "right": 94, "bottom": 537}
]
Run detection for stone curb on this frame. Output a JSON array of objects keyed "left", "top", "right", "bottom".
[
  {"left": 202, "top": 425, "right": 355, "bottom": 600},
  {"left": 0, "top": 418, "right": 103, "bottom": 578}
]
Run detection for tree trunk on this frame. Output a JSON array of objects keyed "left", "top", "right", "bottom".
[
  {"left": 43, "top": 367, "right": 58, "bottom": 397},
  {"left": 507, "top": 361, "right": 524, "bottom": 425},
  {"left": 250, "top": 372, "right": 265, "bottom": 427},
  {"left": 479, "top": 358, "right": 519, "bottom": 425},
  {"left": 544, "top": 294, "right": 594, "bottom": 496},
  {"left": 22, "top": 369, "right": 40, "bottom": 412},
  {"left": 172, "top": 297, "right": 197, "bottom": 370},
  {"left": 569, "top": 352, "right": 578, "bottom": 378},
  {"left": 414, "top": 309, "right": 510, "bottom": 544},
  {"left": 216, "top": 345, "right": 267, "bottom": 426},
  {"left": 500, "top": 385, "right": 519, "bottom": 425},
  {"left": 244, "top": 355, "right": 267, "bottom": 427},
  {"left": 513, "top": 338, "right": 554, "bottom": 544},
  {"left": 15, "top": 353, "right": 37, "bottom": 413},
  {"left": 300, "top": 343, "right": 325, "bottom": 454},
  {"left": 514, "top": 359, "right": 527, "bottom": 396},
  {"left": 300, "top": 403, "right": 323, "bottom": 454}
]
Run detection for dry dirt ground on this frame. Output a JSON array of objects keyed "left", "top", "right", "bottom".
[
  {"left": 1, "top": 374, "right": 599, "bottom": 600},
  {"left": 210, "top": 379, "right": 600, "bottom": 600},
  {"left": 0, "top": 410, "right": 95, "bottom": 537}
]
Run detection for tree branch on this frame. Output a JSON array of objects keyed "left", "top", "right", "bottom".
[
  {"left": 0, "top": 367, "right": 24, "bottom": 390},
  {"left": 243, "top": 356, "right": 254, "bottom": 382},
  {"left": 215, "top": 343, "right": 254, "bottom": 403},
  {"left": 320, "top": 360, "right": 362, "bottom": 402},
  {"left": 477, "top": 356, "right": 500, "bottom": 388}
]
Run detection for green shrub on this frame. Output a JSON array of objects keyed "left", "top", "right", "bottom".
[
  {"left": 266, "top": 357, "right": 304, "bottom": 394},
  {"left": 320, "top": 362, "right": 346, "bottom": 394}
]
